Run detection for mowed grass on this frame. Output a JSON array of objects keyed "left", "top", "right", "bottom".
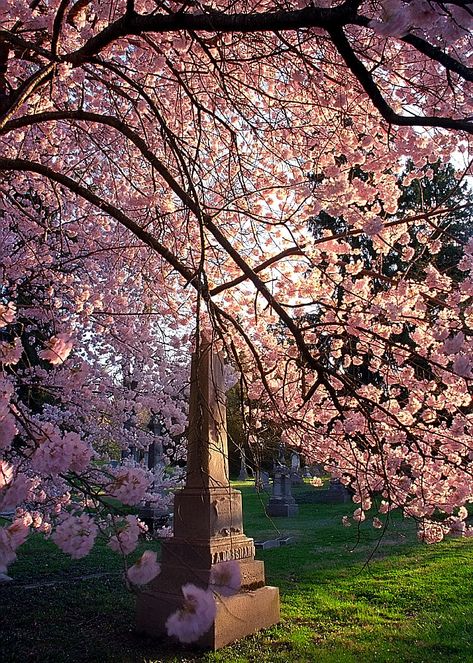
[{"left": 1, "top": 482, "right": 472, "bottom": 663}]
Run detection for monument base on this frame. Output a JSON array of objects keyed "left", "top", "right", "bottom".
[{"left": 136, "top": 585, "right": 280, "bottom": 650}]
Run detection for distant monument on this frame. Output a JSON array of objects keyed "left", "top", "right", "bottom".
[
  {"left": 136, "top": 417, "right": 172, "bottom": 532},
  {"left": 136, "top": 336, "right": 279, "bottom": 649},
  {"left": 266, "top": 465, "right": 299, "bottom": 517},
  {"left": 254, "top": 469, "right": 270, "bottom": 492},
  {"left": 238, "top": 447, "right": 249, "bottom": 481},
  {"left": 302, "top": 477, "right": 353, "bottom": 504},
  {"left": 324, "top": 478, "right": 352, "bottom": 503},
  {"left": 290, "top": 452, "right": 303, "bottom": 485}
]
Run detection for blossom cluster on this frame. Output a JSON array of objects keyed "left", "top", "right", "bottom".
[
  {"left": 51, "top": 514, "right": 98, "bottom": 559},
  {"left": 109, "top": 515, "right": 146, "bottom": 555}
]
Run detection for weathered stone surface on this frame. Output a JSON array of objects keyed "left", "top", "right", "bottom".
[
  {"left": 279, "top": 536, "right": 296, "bottom": 546},
  {"left": 137, "top": 585, "right": 280, "bottom": 650},
  {"left": 185, "top": 339, "right": 229, "bottom": 490},
  {"left": 136, "top": 504, "right": 170, "bottom": 532}
]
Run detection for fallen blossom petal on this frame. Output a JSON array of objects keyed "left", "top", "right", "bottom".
[
  {"left": 127, "top": 550, "right": 160, "bottom": 586},
  {"left": 166, "top": 583, "right": 216, "bottom": 643},
  {"left": 209, "top": 560, "right": 241, "bottom": 597}
]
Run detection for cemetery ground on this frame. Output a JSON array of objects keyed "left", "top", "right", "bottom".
[{"left": 1, "top": 482, "right": 473, "bottom": 663}]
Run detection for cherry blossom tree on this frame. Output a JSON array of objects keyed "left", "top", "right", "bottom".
[{"left": 0, "top": 0, "right": 473, "bottom": 632}]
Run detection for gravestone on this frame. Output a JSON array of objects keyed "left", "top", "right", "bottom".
[
  {"left": 325, "top": 478, "right": 352, "bottom": 503},
  {"left": 261, "top": 470, "right": 270, "bottom": 490},
  {"left": 136, "top": 336, "right": 279, "bottom": 649},
  {"left": 290, "top": 452, "right": 303, "bottom": 485},
  {"left": 254, "top": 469, "right": 270, "bottom": 492},
  {"left": 266, "top": 466, "right": 299, "bottom": 517},
  {"left": 299, "top": 477, "right": 353, "bottom": 504}
]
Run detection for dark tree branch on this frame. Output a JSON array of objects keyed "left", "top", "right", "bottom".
[
  {"left": 329, "top": 27, "right": 473, "bottom": 134},
  {"left": 51, "top": 0, "right": 72, "bottom": 56},
  {"left": 68, "top": 5, "right": 356, "bottom": 64}
]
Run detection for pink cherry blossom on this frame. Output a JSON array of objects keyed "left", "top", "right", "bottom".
[
  {"left": 166, "top": 584, "right": 217, "bottom": 643},
  {"left": 0, "top": 518, "right": 30, "bottom": 573},
  {"left": 0, "top": 461, "right": 13, "bottom": 490},
  {"left": 63, "top": 432, "right": 92, "bottom": 473},
  {"left": 369, "top": 0, "right": 412, "bottom": 38},
  {"left": 52, "top": 514, "right": 98, "bottom": 559},
  {"left": 379, "top": 501, "right": 391, "bottom": 514},
  {"left": 109, "top": 515, "right": 143, "bottom": 555},
  {"left": 127, "top": 550, "right": 160, "bottom": 586},
  {"left": 107, "top": 467, "right": 151, "bottom": 506},
  {"left": 457, "top": 506, "right": 468, "bottom": 521},
  {"left": 0, "top": 473, "right": 31, "bottom": 512},
  {"left": 362, "top": 218, "right": 384, "bottom": 237},
  {"left": 0, "top": 302, "right": 16, "bottom": 328},
  {"left": 0, "top": 413, "right": 16, "bottom": 451},
  {"left": 353, "top": 508, "right": 366, "bottom": 522},
  {"left": 0, "top": 528, "right": 18, "bottom": 574},
  {"left": 0, "top": 338, "right": 23, "bottom": 366},
  {"left": 39, "top": 334, "right": 74, "bottom": 365},
  {"left": 417, "top": 522, "right": 445, "bottom": 544},
  {"left": 452, "top": 355, "right": 473, "bottom": 379},
  {"left": 442, "top": 332, "right": 465, "bottom": 355}
]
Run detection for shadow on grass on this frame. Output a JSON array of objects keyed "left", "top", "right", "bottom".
[{"left": 1, "top": 483, "right": 473, "bottom": 662}]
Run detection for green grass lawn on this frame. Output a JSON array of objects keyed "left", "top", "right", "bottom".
[{"left": 1, "top": 482, "right": 472, "bottom": 662}]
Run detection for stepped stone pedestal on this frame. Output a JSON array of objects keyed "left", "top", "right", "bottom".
[{"left": 136, "top": 337, "right": 279, "bottom": 649}]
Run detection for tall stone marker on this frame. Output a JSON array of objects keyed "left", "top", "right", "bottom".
[{"left": 136, "top": 337, "right": 280, "bottom": 649}]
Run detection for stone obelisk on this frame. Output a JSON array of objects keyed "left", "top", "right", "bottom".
[{"left": 136, "top": 336, "right": 279, "bottom": 649}]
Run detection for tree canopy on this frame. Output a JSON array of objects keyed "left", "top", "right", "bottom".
[{"left": 1, "top": 0, "right": 473, "bottom": 615}]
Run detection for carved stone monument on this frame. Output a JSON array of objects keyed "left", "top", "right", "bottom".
[
  {"left": 266, "top": 466, "right": 299, "bottom": 517},
  {"left": 136, "top": 337, "right": 280, "bottom": 649}
]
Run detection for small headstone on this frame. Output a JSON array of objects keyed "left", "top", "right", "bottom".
[
  {"left": 254, "top": 536, "right": 296, "bottom": 550},
  {"left": 279, "top": 536, "right": 296, "bottom": 546},
  {"left": 299, "top": 477, "right": 352, "bottom": 504},
  {"left": 261, "top": 471, "right": 270, "bottom": 489},
  {"left": 325, "top": 478, "right": 352, "bottom": 503},
  {"left": 255, "top": 538, "right": 280, "bottom": 550}
]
